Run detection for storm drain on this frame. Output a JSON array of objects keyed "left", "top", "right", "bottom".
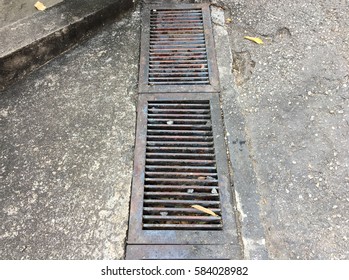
[
  {"left": 143, "top": 99, "right": 222, "bottom": 230},
  {"left": 139, "top": 3, "right": 219, "bottom": 93},
  {"left": 126, "top": 2, "right": 238, "bottom": 260},
  {"left": 126, "top": 94, "right": 238, "bottom": 259}
]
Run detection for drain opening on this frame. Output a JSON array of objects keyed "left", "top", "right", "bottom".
[
  {"left": 139, "top": 4, "right": 219, "bottom": 93},
  {"left": 149, "top": 9, "right": 209, "bottom": 86},
  {"left": 143, "top": 100, "right": 222, "bottom": 230}
]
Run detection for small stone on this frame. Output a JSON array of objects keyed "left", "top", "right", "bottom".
[
  {"left": 285, "top": 189, "right": 289, "bottom": 193},
  {"left": 292, "top": 161, "right": 297, "bottom": 164},
  {"left": 310, "top": 116, "right": 315, "bottom": 121},
  {"left": 333, "top": 205, "right": 338, "bottom": 209},
  {"left": 187, "top": 189, "right": 194, "bottom": 194},
  {"left": 167, "top": 120, "right": 174, "bottom": 125},
  {"left": 211, "top": 188, "right": 218, "bottom": 194},
  {"left": 160, "top": 212, "right": 168, "bottom": 216}
]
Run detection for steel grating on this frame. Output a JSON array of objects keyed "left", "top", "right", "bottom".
[
  {"left": 143, "top": 99, "right": 222, "bottom": 230},
  {"left": 139, "top": 3, "right": 219, "bottom": 93},
  {"left": 126, "top": 2, "right": 239, "bottom": 260},
  {"left": 127, "top": 93, "right": 237, "bottom": 256}
]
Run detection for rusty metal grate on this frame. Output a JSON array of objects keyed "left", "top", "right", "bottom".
[
  {"left": 148, "top": 9, "right": 210, "bottom": 86},
  {"left": 126, "top": 93, "right": 238, "bottom": 259},
  {"left": 139, "top": 4, "right": 219, "bottom": 93},
  {"left": 143, "top": 100, "right": 222, "bottom": 230},
  {"left": 126, "top": 2, "right": 239, "bottom": 260}
]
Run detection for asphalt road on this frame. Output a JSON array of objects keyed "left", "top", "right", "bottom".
[{"left": 220, "top": 0, "right": 349, "bottom": 259}]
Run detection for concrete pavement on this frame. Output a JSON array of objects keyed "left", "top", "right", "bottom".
[{"left": 0, "top": 7, "right": 140, "bottom": 259}]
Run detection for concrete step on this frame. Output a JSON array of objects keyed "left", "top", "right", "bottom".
[{"left": 0, "top": 0, "right": 134, "bottom": 91}]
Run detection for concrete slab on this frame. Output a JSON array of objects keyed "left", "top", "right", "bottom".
[
  {"left": 0, "top": 0, "right": 63, "bottom": 29},
  {"left": 0, "top": 0, "right": 134, "bottom": 91},
  {"left": 0, "top": 7, "right": 140, "bottom": 259}
]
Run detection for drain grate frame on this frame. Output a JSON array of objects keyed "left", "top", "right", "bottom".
[
  {"left": 127, "top": 93, "right": 236, "bottom": 250},
  {"left": 139, "top": 3, "right": 220, "bottom": 93}
]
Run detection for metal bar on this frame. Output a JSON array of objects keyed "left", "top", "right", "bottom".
[
  {"left": 143, "top": 199, "right": 220, "bottom": 205},
  {"left": 144, "top": 178, "right": 218, "bottom": 185},
  {"left": 143, "top": 224, "right": 222, "bottom": 229},
  {"left": 143, "top": 207, "right": 221, "bottom": 213},
  {"left": 145, "top": 166, "right": 216, "bottom": 171},
  {"left": 143, "top": 215, "right": 221, "bottom": 221},
  {"left": 144, "top": 186, "right": 219, "bottom": 191}
]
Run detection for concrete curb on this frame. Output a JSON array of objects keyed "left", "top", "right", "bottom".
[
  {"left": 0, "top": 0, "right": 134, "bottom": 91},
  {"left": 211, "top": 6, "right": 269, "bottom": 259}
]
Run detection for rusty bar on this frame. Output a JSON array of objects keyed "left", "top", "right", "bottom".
[
  {"left": 143, "top": 224, "right": 222, "bottom": 230},
  {"left": 143, "top": 207, "right": 221, "bottom": 213}
]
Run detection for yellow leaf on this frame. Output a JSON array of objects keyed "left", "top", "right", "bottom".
[
  {"left": 34, "top": 1, "right": 46, "bottom": 11},
  {"left": 226, "top": 18, "right": 232, "bottom": 23},
  {"left": 191, "top": 205, "right": 218, "bottom": 217},
  {"left": 244, "top": 36, "right": 264, "bottom": 45}
]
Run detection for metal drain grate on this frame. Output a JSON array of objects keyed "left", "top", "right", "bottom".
[
  {"left": 139, "top": 4, "right": 219, "bottom": 93},
  {"left": 148, "top": 9, "right": 210, "bottom": 86},
  {"left": 143, "top": 100, "right": 222, "bottom": 230},
  {"left": 127, "top": 93, "right": 238, "bottom": 259}
]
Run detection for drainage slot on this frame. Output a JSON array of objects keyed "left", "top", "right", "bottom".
[
  {"left": 139, "top": 3, "right": 219, "bottom": 93},
  {"left": 149, "top": 8, "right": 209, "bottom": 86},
  {"left": 143, "top": 100, "right": 222, "bottom": 230}
]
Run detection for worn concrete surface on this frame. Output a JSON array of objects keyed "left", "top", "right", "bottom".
[
  {"left": 216, "top": 0, "right": 349, "bottom": 259},
  {"left": 211, "top": 6, "right": 268, "bottom": 260},
  {"left": 0, "top": 0, "right": 63, "bottom": 29},
  {"left": 0, "top": 7, "right": 140, "bottom": 259},
  {"left": 0, "top": 0, "right": 134, "bottom": 91}
]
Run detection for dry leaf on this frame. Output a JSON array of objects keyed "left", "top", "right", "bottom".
[
  {"left": 226, "top": 18, "right": 232, "bottom": 23},
  {"left": 34, "top": 1, "right": 46, "bottom": 11},
  {"left": 244, "top": 36, "right": 264, "bottom": 45},
  {"left": 191, "top": 204, "right": 218, "bottom": 217}
]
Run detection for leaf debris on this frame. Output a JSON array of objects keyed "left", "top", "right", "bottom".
[
  {"left": 191, "top": 204, "right": 218, "bottom": 217},
  {"left": 244, "top": 36, "right": 264, "bottom": 45},
  {"left": 34, "top": 1, "right": 46, "bottom": 11}
]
